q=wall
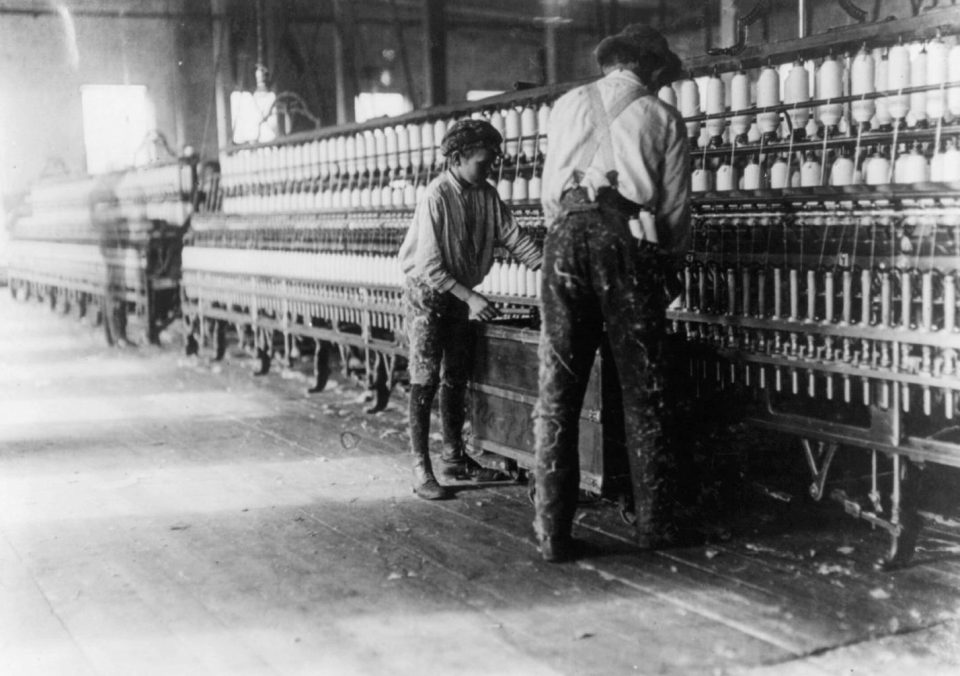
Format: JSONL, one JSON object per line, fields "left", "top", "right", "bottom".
{"left": 0, "top": 0, "right": 216, "bottom": 198}
{"left": 705, "top": 0, "right": 938, "bottom": 54}
{"left": 0, "top": 0, "right": 934, "bottom": 200}
{"left": 242, "top": 0, "right": 932, "bottom": 135}
{"left": 251, "top": 2, "right": 662, "bottom": 134}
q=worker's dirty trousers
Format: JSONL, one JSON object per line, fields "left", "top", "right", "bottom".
{"left": 533, "top": 188, "right": 673, "bottom": 543}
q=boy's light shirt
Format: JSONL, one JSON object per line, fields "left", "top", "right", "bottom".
{"left": 540, "top": 69, "right": 691, "bottom": 253}
{"left": 399, "top": 170, "right": 542, "bottom": 292}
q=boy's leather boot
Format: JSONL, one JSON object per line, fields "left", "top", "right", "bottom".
{"left": 437, "top": 384, "right": 508, "bottom": 482}
{"left": 409, "top": 384, "right": 449, "bottom": 500}
{"left": 412, "top": 455, "right": 447, "bottom": 500}
{"left": 439, "top": 446, "right": 508, "bottom": 482}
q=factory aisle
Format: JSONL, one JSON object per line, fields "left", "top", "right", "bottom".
{"left": 2, "top": 293, "right": 960, "bottom": 676}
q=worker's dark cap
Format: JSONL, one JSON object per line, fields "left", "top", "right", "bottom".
{"left": 594, "top": 24, "right": 683, "bottom": 82}
{"left": 440, "top": 119, "right": 503, "bottom": 157}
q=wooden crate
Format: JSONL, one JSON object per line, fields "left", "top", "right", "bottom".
{"left": 466, "top": 321, "right": 627, "bottom": 495}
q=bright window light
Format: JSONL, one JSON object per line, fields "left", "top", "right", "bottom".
{"left": 354, "top": 93, "right": 412, "bottom": 123}
{"left": 231, "top": 90, "right": 278, "bottom": 144}
{"left": 466, "top": 90, "right": 504, "bottom": 101}
{"left": 80, "top": 84, "right": 151, "bottom": 174}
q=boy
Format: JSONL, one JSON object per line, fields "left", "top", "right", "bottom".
{"left": 399, "top": 119, "right": 543, "bottom": 500}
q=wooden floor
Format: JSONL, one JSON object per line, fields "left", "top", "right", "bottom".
{"left": 2, "top": 292, "right": 959, "bottom": 676}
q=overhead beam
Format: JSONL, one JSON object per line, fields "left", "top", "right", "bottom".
{"left": 0, "top": 2, "right": 678, "bottom": 33}
{"left": 0, "top": 4, "right": 217, "bottom": 20}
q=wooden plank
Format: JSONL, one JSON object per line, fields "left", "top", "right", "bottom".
{"left": 0, "top": 537, "right": 98, "bottom": 675}
{"left": 170, "top": 334, "right": 960, "bottom": 667}
{"left": 4, "top": 293, "right": 959, "bottom": 674}
{"left": 442, "top": 487, "right": 880, "bottom": 655}
{"left": 299, "top": 496, "right": 796, "bottom": 674}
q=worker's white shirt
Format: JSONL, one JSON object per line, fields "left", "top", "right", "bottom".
{"left": 540, "top": 69, "right": 692, "bottom": 254}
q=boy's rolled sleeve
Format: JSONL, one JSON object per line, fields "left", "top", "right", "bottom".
{"left": 497, "top": 200, "right": 543, "bottom": 270}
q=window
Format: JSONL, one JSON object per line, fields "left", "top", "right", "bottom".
{"left": 80, "top": 84, "right": 152, "bottom": 174}
{"left": 230, "top": 90, "right": 278, "bottom": 144}
{"left": 354, "top": 93, "right": 412, "bottom": 123}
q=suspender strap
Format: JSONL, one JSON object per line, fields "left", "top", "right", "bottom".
{"left": 573, "top": 82, "right": 645, "bottom": 178}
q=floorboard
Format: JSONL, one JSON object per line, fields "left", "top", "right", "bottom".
{"left": 2, "top": 294, "right": 959, "bottom": 675}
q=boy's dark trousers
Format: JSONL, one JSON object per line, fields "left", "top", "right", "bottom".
{"left": 533, "top": 188, "right": 673, "bottom": 544}
{"left": 403, "top": 280, "right": 472, "bottom": 478}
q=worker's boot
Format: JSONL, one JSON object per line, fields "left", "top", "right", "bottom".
{"left": 409, "top": 383, "right": 449, "bottom": 500}
{"left": 438, "top": 384, "right": 508, "bottom": 482}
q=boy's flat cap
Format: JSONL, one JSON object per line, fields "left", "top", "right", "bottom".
{"left": 441, "top": 119, "right": 503, "bottom": 157}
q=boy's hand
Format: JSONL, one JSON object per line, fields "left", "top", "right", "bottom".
{"left": 467, "top": 292, "right": 501, "bottom": 321}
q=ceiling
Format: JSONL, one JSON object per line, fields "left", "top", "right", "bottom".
{"left": 0, "top": 0, "right": 688, "bottom": 33}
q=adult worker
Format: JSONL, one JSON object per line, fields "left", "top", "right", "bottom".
{"left": 534, "top": 25, "right": 690, "bottom": 561}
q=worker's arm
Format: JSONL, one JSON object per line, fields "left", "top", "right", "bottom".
{"left": 656, "top": 110, "right": 692, "bottom": 257}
